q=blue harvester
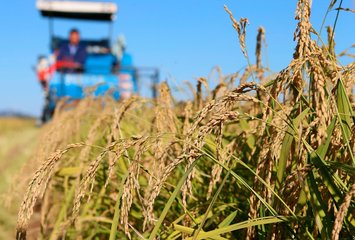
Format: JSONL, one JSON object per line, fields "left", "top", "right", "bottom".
{"left": 36, "top": 0, "right": 159, "bottom": 122}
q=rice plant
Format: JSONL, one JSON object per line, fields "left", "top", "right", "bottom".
{"left": 16, "top": 0, "right": 354, "bottom": 239}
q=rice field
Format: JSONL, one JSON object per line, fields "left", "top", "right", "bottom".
{"left": 0, "top": 117, "right": 39, "bottom": 239}
{"left": 13, "top": 0, "right": 355, "bottom": 239}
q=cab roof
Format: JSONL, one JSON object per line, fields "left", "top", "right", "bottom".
{"left": 36, "top": 0, "right": 117, "bottom": 21}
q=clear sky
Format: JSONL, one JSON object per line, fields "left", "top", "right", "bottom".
{"left": 0, "top": 0, "right": 354, "bottom": 116}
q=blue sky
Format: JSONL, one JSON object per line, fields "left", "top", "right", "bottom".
{"left": 0, "top": 0, "right": 354, "bottom": 116}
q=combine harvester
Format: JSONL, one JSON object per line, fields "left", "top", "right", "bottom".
{"left": 36, "top": 0, "right": 159, "bottom": 122}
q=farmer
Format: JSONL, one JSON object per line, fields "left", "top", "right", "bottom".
{"left": 56, "top": 28, "right": 87, "bottom": 73}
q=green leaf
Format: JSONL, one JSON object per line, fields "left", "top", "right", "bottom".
{"left": 276, "top": 108, "right": 309, "bottom": 189}
{"left": 316, "top": 118, "right": 336, "bottom": 159}
{"left": 109, "top": 173, "right": 129, "bottom": 240}
{"left": 194, "top": 216, "right": 293, "bottom": 239}
{"left": 218, "top": 210, "right": 238, "bottom": 228}
{"left": 335, "top": 79, "right": 355, "bottom": 164}
{"left": 196, "top": 145, "right": 296, "bottom": 217}
{"left": 311, "top": 152, "right": 343, "bottom": 203}
{"left": 57, "top": 167, "right": 81, "bottom": 177}
{"left": 193, "top": 171, "right": 231, "bottom": 239}
{"left": 148, "top": 160, "right": 199, "bottom": 240}
{"left": 307, "top": 169, "right": 331, "bottom": 239}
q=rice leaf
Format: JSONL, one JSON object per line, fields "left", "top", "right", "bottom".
{"left": 148, "top": 160, "right": 199, "bottom": 240}
{"left": 276, "top": 108, "right": 309, "bottom": 189}
{"left": 194, "top": 216, "right": 293, "bottom": 239}
{"left": 218, "top": 210, "right": 238, "bottom": 228}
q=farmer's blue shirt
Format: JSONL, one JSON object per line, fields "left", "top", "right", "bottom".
{"left": 57, "top": 42, "right": 87, "bottom": 70}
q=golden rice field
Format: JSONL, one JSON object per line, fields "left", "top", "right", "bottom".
{"left": 0, "top": 117, "right": 39, "bottom": 239}
{"left": 5, "top": 0, "right": 355, "bottom": 239}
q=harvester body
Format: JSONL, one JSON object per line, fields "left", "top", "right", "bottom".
{"left": 36, "top": 0, "right": 150, "bottom": 122}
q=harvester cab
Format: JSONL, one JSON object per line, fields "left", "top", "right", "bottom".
{"left": 35, "top": 0, "right": 159, "bottom": 123}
